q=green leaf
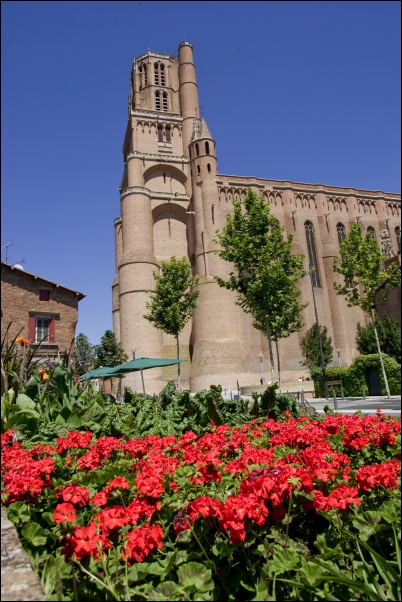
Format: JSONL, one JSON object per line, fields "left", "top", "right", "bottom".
{"left": 16, "top": 393, "right": 36, "bottom": 409}
{"left": 55, "top": 413, "right": 66, "bottom": 424}
{"left": 6, "top": 502, "right": 31, "bottom": 524}
{"left": 269, "top": 547, "right": 300, "bottom": 575}
{"left": 65, "top": 411, "right": 82, "bottom": 427}
{"left": 177, "top": 562, "right": 214, "bottom": 592}
{"left": 299, "top": 561, "right": 324, "bottom": 587}
{"left": 21, "top": 522, "right": 47, "bottom": 547}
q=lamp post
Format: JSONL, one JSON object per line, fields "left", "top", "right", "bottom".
{"left": 131, "top": 347, "right": 140, "bottom": 394}
{"left": 336, "top": 348, "right": 341, "bottom": 367}
{"left": 309, "top": 265, "right": 328, "bottom": 400}
{"left": 259, "top": 353, "right": 265, "bottom": 385}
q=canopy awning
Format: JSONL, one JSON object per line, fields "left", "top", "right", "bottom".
{"left": 79, "top": 358, "right": 186, "bottom": 390}
{"left": 107, "top": 357, "right": 186, "bottom": 374}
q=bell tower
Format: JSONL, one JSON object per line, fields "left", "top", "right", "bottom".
{"left": 113, "top": 42, "right": 255, "bottom": 392}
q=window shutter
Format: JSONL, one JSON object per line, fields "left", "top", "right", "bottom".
{"left": 28, "top": 317, "right": 35, "bottom": 343}
{"left": 49, "top": 319, "right": 55, "bottom": 343}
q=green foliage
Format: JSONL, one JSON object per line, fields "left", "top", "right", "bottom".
{"left": 300, "top": 324, "right": 334, "bottom": 370}
{"left": 312, "top": 353, "right": 401, "bottom": 397}
{"left": 333, "top": 223, "right": 401, "bottom": 314}
{"left": 73, "top": 333, "right": 95, "bottom": 375}
{"left": 144, "top": 256, "right": 200, "bottom": 338}
{"left": 93, "top": 330, "right": 128, "bottom": 369}
{"left": 214, "top": 188, "right": 308, "bottom": 358}
{"left": 356, "top": 313, "right": 401, "bottom": 364}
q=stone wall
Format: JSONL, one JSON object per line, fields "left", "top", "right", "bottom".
{"left": 1, "top": 507, "right": 44, "bottom": 601}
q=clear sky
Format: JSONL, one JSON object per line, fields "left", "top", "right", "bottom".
{"left": 1, "top": 1, "right": 400, "bottom": 345}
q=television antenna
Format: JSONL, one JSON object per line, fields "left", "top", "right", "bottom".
{"left": 1, "top": 242, "right": 13, "bottom": 263}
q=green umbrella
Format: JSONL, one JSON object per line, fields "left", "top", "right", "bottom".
{"left": 107, "top": 357, "right": 186, "bottom": 393}
{"left": 79, "top": 366, "right": 125, "bottom": 381}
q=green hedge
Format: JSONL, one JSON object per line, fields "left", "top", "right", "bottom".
{"left": 311, "top": 353, "right": 401, "bottom": 397}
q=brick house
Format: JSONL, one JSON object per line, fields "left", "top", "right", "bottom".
{"left": 1, "top": 262, "right": 85, "bottom": 356}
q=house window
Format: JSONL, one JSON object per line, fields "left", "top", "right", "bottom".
{"left": 195, "top": 143, "right": 199, "bottom": 157}
{"left": 157, "top": 125, "right": 163, "bottom": 141}
{"left": 305, "top": 221, "right": 321, "bottom": 287}
{"left": 39, "top": 289, "right": 50, "bottom": 301}
{"left": 205, "top": 141, "right": 210, "bottom": 154}
{"left": 162, "top": 93, "right": 168, "bottom": 112}
{"left": 154, "top": 63, "right": 159, "bottom": 85}
{"left": 160, "top": 64, "right": 165, "bottom": 85}
{"left": 155, "top": 92, "right": 161, "bottom": 111}
{"left": 197, "top": 165, "right": 201, "bottom": 174}
{"left": 165, "top": 126, "right": 171, "bottom": 142}
{"left": 396, "top": 226, "right": 401, "bottom": 254}
{"left": 207, "top": 163, "right": 211, "bottom": 173}
{"left": 139, "top": 66, "right": 143, "bottom": 89}
{"left": 143, "top": 64, "right": 147, "bottom": 85}
{"left": 35, "top": 319, "right": 49, "bottom": 343}
{"left": 367, "top": 226, "right": 376, "bottom": 240}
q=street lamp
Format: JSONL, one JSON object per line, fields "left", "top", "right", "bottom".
{"left": 336, "top": 348, "right": 341, "bottom": 367}
{"left": 309, "top": 264, "right": 328, "bottom": 400}
{"left": 131, "top": 347, "right": 140, "bottom": 394}
{"left": 259, "top": 353, "right": 265, "bottom": 385}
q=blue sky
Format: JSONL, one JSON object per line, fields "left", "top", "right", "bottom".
{"left": 2, "top": 1, "right": 400, "bottom": 345}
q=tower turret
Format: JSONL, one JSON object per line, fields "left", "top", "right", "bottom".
{"left": 188, "top": 118, "right": 253, "bottom": 391}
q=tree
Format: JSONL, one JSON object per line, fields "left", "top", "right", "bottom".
{"left": 333, "top": 223, "right": 401, "bottom": 397}
{"left": 144, "top": 256, "right": 199, "bottom": 388}
{"left": 300, "top": 324, "right": 333, "bottom": 371}
{"left": 214, "top": 188, "right": 308, "bottom": 388}
{"left": 356, "top": 313, "right": 401, "bottom": 364}
{"left": 93, "top": 330, "right": 128, "bottom": 369}
{"left": 74, "top": 333, "right": 95, "bottom": 375}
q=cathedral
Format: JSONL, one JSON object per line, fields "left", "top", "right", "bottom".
{"left": 112, "top": 42, "right": 401, "bottom": 393}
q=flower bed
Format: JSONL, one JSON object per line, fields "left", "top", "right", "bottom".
{"left": 1, "top": 411, "right": 401, "bottom": 601}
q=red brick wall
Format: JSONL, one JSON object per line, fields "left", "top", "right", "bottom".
{"left": 375, "top": 255, "right": 401, "bottom": 326}
{"left": 1, "top": 265, "right": 81, "bottom": 354}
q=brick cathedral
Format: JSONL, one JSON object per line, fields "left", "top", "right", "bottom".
{"left": 112, "top": 42, "right": 401, "bottom": 393}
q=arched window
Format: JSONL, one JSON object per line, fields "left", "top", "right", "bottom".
{"left": 197, "top": 165, "right": 200, "bottom": 174}
{"left": 367, "top": 226, "right": 376, "bottom": 240}
{"left": 157, "top": 125, "right": 163, "bottom": 141}
{"left": 305, "top": 221, "right": 321, "bottom": 287}
{"left": 207, "top": 163, "right": 211, "bottom": 173}
{"left": 163, "top": 172, "right": 166, "bottom": 184}
{"left": 195, "top": 143, "right": 199, "bottom": 157}
{"left": 155, "top": 92, "right": 161, "bottom": 111}
{"left": 154, "top": 63, "right": 159, "bottom": 85}
{"left": 396, "top": 226, "right": 401, "bottom": 254}
{"left": 165, "top": 126, "right": 171, "bottom": 142}
{"left": 143, "top": 64, "right": 147, "bottom": 86}
{"left": 162, "top": 93, "right": 168, "bottom": 112}
{"left": 336, "top": 223, "right": 346, "bottom": 246}
{"left": 139, "top": 66, "right": 143, "bottom": 89}
{"left": 160, "top": 64, "right": 165, "bottom": 86}
{"left": 205, "top": 141, "right": 210, "bottom": 154}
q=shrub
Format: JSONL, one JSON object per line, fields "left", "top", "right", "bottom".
{"left": 312, "top": 353, "right": 401, "bottom": 397}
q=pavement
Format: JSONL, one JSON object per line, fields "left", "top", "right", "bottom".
{"left": 221, "top": 392, "right": 401, "bottom": 416}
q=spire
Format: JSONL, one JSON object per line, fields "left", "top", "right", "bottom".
{"left": 201, "top": 118, "right": 213, "bottom": 139}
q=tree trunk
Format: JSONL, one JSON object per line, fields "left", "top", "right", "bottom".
{"left": 176, "top": 334, "right": 181, "bottom": 390}
{"left": 275, "top": 340, "right": 281, "bottom": 392}
{"left": 370, "top": 307, "right": 391, "bottom": 399}
{"left": 266, "top": 316, "right": 275, "bottom": 383}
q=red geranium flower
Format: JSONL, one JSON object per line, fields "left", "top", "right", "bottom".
{"left": 53, "top": 503, "right": 77, "bottom": 524}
